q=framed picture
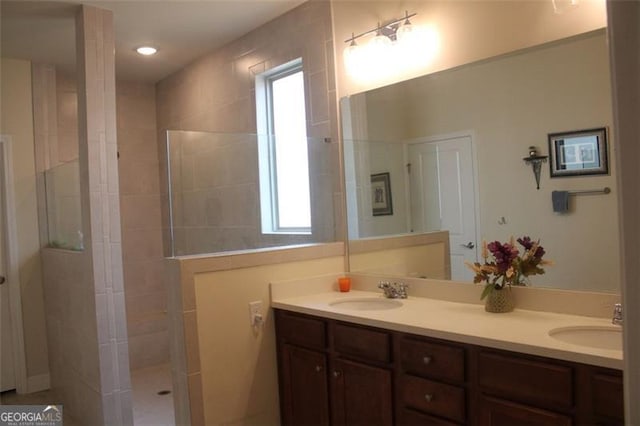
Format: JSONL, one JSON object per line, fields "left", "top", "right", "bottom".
{"left": 371, "top": 172, "right": 393, "bottom": 216}
{"left": 548, "top": 127, "right": 609, "bottom": 177}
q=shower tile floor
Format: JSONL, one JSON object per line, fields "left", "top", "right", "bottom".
{"left": 132, "top": 363, "right": 175, "bottom": 425}
{"left": 0, "top": 363, "right": 175, "bottom": 426}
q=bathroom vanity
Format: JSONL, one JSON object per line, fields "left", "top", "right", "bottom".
{"left": 272, "top": 287, "right": 623, "bottom": 426}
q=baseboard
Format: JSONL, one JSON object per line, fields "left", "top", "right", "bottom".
{"left": 26, "top": 373, "right": 50, "bottom": 393}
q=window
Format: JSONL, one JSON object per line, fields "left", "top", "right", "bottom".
{"left": 256, "top": 59, "right": 312, "bottom": 234}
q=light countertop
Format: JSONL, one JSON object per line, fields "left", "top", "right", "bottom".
{"left": 271, "top": 289, "right": 623, "bottom": 370}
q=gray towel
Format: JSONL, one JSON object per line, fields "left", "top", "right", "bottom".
{"left": 552, "top": 191, "right": 570, "bottom": 213}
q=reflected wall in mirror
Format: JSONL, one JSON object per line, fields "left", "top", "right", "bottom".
{"left": 342, "top": 30, "right": 619, "bottom": 292}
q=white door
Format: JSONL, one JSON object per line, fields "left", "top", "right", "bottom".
{"left": 408, "top": 135, "right": 478, "bottom": 281}
{"left": 0, "top": 145, "right": 16, "bottom": 392}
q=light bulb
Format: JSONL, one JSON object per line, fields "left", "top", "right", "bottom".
{"left": 136, "top": 46, "right": 157, "bottom": 56}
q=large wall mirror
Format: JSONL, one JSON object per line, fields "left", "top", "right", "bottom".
{"left": 341, "top": 29, "right": 619, "bottom": 293}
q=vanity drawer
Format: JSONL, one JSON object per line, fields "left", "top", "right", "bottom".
{"left": 592, "top": 372, "right": 624, "bottom": 421}
{"left": 275, "top": 310, "right": 326, "bottom": 350}
{"left": 401, "top": 375, "right": 466, "bottom": 423}
{"left": 479, "top": 395, "right": 572, "bottom": 426}
{"left": 333, "top": 322, "right": 391, "bottom": 363}
{"left": 478, "top": 351, "right": 573, "bottom": 409}
{"left": 400, "top": 337, "right": 465, "bottom": 383}
{"left": 400, "top": 408, "right": 459, "bottom": 426}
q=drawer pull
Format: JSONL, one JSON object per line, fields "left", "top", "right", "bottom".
{"left": 423, "top": 356, "right": 432, "bottom": 365}
{"left": 424, "top": 394, "right": 434, "bottom": 402}
{"left": 333, "top": 370, "right": 341, "bottom": 378}
{"left": 315, "top": 365, "right": 322, "bottom": 372}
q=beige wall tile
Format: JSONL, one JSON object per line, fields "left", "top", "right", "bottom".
{"left": 122, "top": 259, "right": 166, "bottom": 298}
{"left": 118, "top": 158, "right": 161, "bottom": 195}
{"left": 121, "top": 227, "right": 164, "bottom": 261}
{"left": 127, "top": 314, "right": 167, "bottom": 337}
{"left": 125, "top": 291, "right": 167, "bottom": 318}
{"left": 73, "top": 6, "right": 132, "bottom": 424}
{"left": 127, "top": 331, "right": 170, "bottom": 370}
{"left": 116, "top": 78, "right": 167, "bottom": 371}
{"left": 120, "top": 194, "right": 162, "bottom": 230}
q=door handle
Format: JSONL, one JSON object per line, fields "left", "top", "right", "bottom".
{"left": 461, "top": 242, "right": 475, "bottom": 249}
{"left": 0, "top": 276, "right": 5, "bottom": 285}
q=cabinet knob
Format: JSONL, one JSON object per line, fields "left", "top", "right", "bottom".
{"left": 423, "top": 356, "right": 432, "bottom": 365}
{"left": 424, "top": 394, "right": 434, "bottom": 403}
{"left": 315, "top": 365, "right": 322, "bottom": 372}
{"left": 333, "top": 370, "right": 341, "bottom": 378}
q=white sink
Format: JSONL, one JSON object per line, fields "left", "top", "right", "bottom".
{"left": 329, "top": 297, "right": 403, "bottom": 311}
{"left": 548, "top": 325, "right": 622, "bottom": 351}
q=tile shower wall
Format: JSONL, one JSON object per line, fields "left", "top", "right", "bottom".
{"left": 156, "top": 0, "right": 342, "bottom": 256}
{"left": 75, "top": 6, "right": 133, "bottom": 424}
{"left": 116, "top": 82, "right": 168, "bottom": 369}
{"left": 34, "top": 73, "right": 168, "bottom": 371}
{"left": 36, "top": 6, "right": 135, "bottom": 424}
{"left": 41, "top": 249, "right": 104, "bottom": 423}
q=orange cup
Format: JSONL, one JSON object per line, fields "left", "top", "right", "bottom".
{"left": 338, "top": 277, "right": 351, "bottom": 292}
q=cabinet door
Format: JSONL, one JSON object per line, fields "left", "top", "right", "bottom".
{"left": 592, "top": 373, "right": 624, "bottom": 424}
{"left": 281, "top": 345, "right": 330, "bottom": 426}
{"left": 479, "top": 395, "right": 572, "bottom": 426}
{"left": 331, "top": 358, "right": 393, "bottom": 426}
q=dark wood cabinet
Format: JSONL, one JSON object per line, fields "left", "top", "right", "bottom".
{"left": 274, "top": 309, "right": 624, "bottom": 426}
{"left": 280, "top": 344, "right": 330, "bottom": 426}
{"left": 275, "top": 310, "right": 394, "bottom": 425}
{"left": 591, "top": 372, "right": 624, "bottom": 425}
{"left": 331, "top": 358, "right": 393, "bottom": 426}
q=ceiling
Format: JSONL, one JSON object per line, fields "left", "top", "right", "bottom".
{"left": 0, "top": 0, "right": 306, "bottom": 83}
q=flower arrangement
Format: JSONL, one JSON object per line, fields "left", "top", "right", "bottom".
{"left": 466, "top": 236, "right": 552, "bottom": 300}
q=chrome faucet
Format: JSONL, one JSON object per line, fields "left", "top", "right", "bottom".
{"left": 612, "top": 303, "right": 623, "bottom": 325}
{"left": 378, "top": 281, "right": 409, "bottom": 299}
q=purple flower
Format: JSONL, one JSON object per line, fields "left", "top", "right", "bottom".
{"left": 487, "top": 241, "right": 519, "bottom": 273}
{"left": 518, "top": 236, "right": 545, "bottom": 259}
{"left": 517, "top": 236, "right": 534, "bottom": 250}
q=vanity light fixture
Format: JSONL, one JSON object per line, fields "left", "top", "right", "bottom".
{"left": 136, "top": 46, "right": 158, "bottom": 56}
{"left": 523, "top": 146, "right": 548, "bottom": 190}
{"left": 345, "top": 11, "right": 417, "bottom": 46}
{"left": 343, "top": 11, "right": 438, "bottom": 80}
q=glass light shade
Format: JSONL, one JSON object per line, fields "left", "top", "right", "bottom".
{"left": 396, "top": 21, "right": 414, "bottom": 42}
{"left": 369, "top": 33, "right": 392, "bottom": 52}
{"left": 343, "top": 42, "right": 361, "bottom": 76}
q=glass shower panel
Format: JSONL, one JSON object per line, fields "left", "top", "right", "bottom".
{"left": 44, "top": 159, "right": 83, "bottom": 250}
{"left": 166, "top": 130, "right": 335, "bottom": 257}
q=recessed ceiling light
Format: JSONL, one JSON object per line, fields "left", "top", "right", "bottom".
{"left": 136, "top": 46, "right": 157, "bottom": 56}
